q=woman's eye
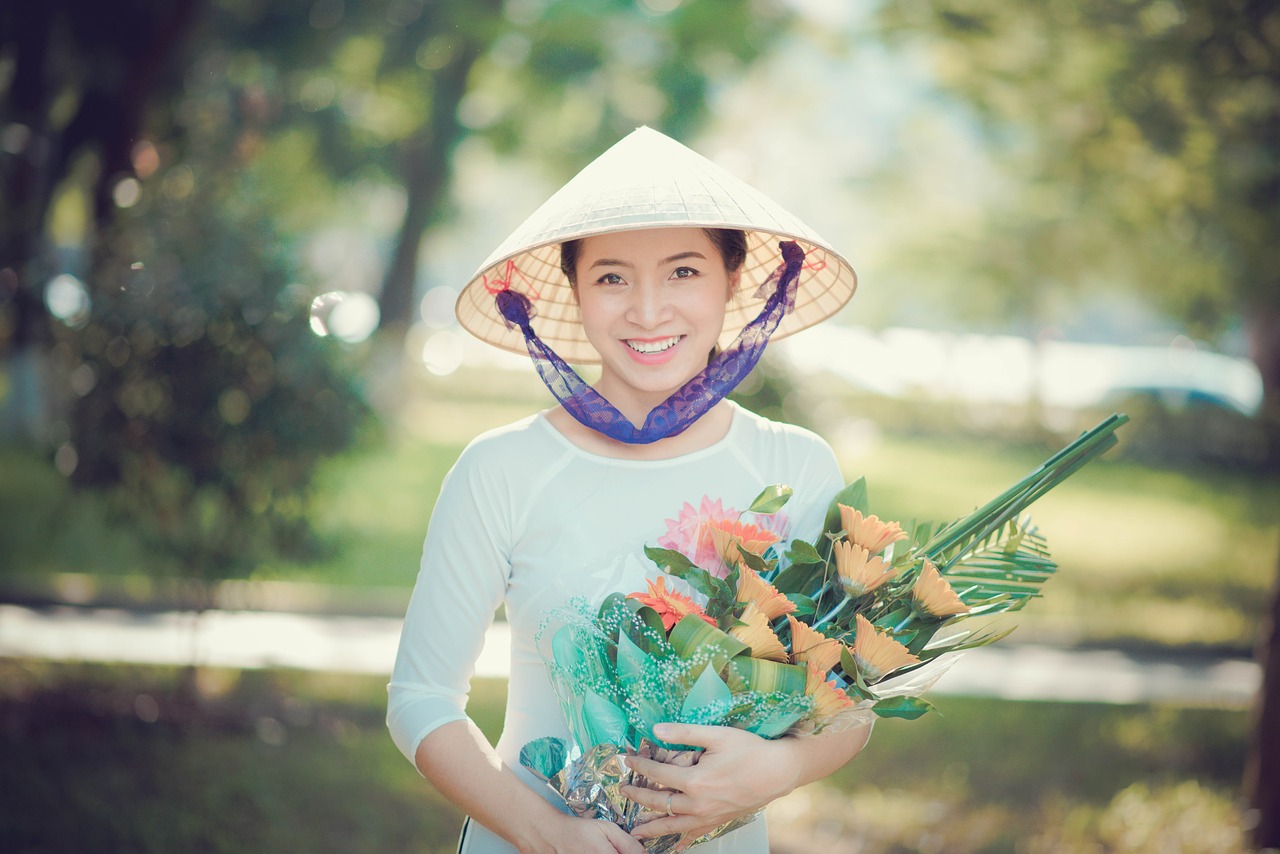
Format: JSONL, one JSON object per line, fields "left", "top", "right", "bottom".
{"left": 672, "top": 266, "right": 699, "bottom": 279}
{"left": 595, "top": 272, "right": 625, "bottom": 286}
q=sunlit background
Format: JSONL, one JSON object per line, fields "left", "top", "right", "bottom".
{"left": 2, "top": 1, "right": 1278, "bottom": 852}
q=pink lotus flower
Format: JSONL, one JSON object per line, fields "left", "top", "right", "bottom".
{"left": 659, "top": 495, "right": 792, "bottom": 579}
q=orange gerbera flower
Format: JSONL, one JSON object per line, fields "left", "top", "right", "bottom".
{"left": 838, "top": 505, "right": 908, "bottom": 554}
{"left": 787, "top": 615, "right": 842, "bottom": 674}
{"left": 851, "top": 613, "right": 919, "bottom": 684}
{"left": 706, "top": 519, "right": 780, "bottom": 567}
{"left": 805, "top": 661, "right": 856, "bottom": 719}
{"left": 737, "top": 566, "right": 796, "bottom": 620}
{"left": 729, "top": 602, "right": 789, "bottom": 662}
{"left": 912, "top": 559, "right": 970, "bottom": 618}
{"left": 627, "top": 577, "right": 715, "bottom": 632}
{"left": 834, "top": 540, "right": 896, "bottom": 597}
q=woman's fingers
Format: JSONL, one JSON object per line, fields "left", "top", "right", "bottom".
{"left": 599, "top": 819, "right": 648, "bottom": 853}
{"left": 625, "top": 752, "right": 688, "bottom": 790}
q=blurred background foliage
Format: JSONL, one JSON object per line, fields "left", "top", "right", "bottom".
{"left": 2, "top": 0, "right": 1279, "bottom": 850}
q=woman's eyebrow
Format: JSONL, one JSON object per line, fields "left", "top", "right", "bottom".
{"left": 587, "top": 257, "right": 633, "bottom": 270}
{"left": 660, "top": 251, "right": 708, "bottom": 265}
{"left": 587, "top": 250, "right": 708, "bottom": 270}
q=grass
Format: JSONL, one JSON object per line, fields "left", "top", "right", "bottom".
{"left": 3, "top": 388, "right": 1277, "bottom": 652}
{"left": 0, "top": 659, "right": 1253, "bottom": 854}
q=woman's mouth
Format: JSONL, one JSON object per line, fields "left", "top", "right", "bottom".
{"left": 625, "top": 336, "right": 683, "bottom": 354}
{"left": 623, "top": 335, "right": 685, "bottom": 364}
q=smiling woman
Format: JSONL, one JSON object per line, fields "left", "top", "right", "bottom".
{"left": 388, "top": 127, "right": 861, "bottom": 854}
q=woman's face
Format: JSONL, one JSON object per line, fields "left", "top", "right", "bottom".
{"left": 574, "top": 227, "right": 739, "bottom": 410}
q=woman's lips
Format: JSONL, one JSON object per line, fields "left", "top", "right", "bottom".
{"left": 623, "top": 335, "right": 684, "bottom": 364}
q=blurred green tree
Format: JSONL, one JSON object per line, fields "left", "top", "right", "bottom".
{"left": 0, "top": 1, "right": 372, "bottom": 597}
{"left": 872, "top": 0, "right": 1280, "bottom": 845}
{"left": 0, "top": 0, "right": 787, "bottom": 590}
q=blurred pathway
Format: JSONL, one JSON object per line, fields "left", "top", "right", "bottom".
{"left": 0, "top": 604, "right": 1260, "bottom": 707}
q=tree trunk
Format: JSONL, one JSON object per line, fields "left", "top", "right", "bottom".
{"left": 1247, "top": 543, "right": 1280, "bottom": 850}
{"left": 377, "top": 36, "right": 485, "bottom": 332}
{"left": 1245, "top": 303, "right": 1280, "bottom": 850}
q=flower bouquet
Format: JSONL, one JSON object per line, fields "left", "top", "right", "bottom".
{"left": 520, "top": 414, "right": 1128, "bottom": 851}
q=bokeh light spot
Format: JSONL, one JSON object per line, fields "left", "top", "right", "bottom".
{"left": 70, "top": 363, "right": 97, "bottom": 397}
{"left": 310, "top": 291, "right": 379, "bottom": 343}
{"left": 113, "top": 176, "right": 142, "bottom": 208}
{"left": 328, "top": 292, "right": 380, "bottom": 343}
{"left": 218, "top": 388, "right": 252, "bottom": 425}
{"left": 421, "top": 329, "right": 464, "bottom": 376}
{"left": 162, "top": 165, "right": 196, "bottom": 200}
{"left": 54, "top": 443, "right": 78, "bottom": 477}
{"left": 419, "top": 286, "right": 458, "bottom": 328}
{"left": 132, "top": 140, "right": 161, "bottom": 179}
{"left": 44, "top": 273, "right": 91, "bottom": 329}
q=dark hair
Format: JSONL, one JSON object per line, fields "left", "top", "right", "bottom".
{"left": 559, "top": 228, "right": 748, "bottom": 287}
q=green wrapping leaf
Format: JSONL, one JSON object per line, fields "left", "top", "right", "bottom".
{"left": 615, "top": 631, "right": 651, "bottom": 689}
{"left": 750, "top": 707, "right": 809, "bottom": 739}
{"left": 632, "top": 696, "right": 669, "bottom": 746}
{"left": 749, "top": 484, "right": 794, "bottom": 514}
{"left": 623, "top": 600, "right": 670, "bottom": 656}
{"left": 519, "top": 736, "right": 569, "bottom": 781}
{"left": 552, "top": 624, "right": 586, "bottom": 674}
{"left": 584, "top": 688, "right": 631, "bottom": 745}
{"left": 824, "top": 478, "right": 869, "bottom": 535}
{"left": 785, "top": 539, "right": 823, "bottom": 565}
{"left": 872, "top": 696, "right": 935, "bottom": 720}
{"left": 669, "top": 613, "right": 748, "bottom": 672}
{"left": 680, "top": 664, "right": 733, "bottom": 720}
{"left": 725, "top": 656, "right": 807, "bottom": 695}
{"left": 598, "top": 591, "right": 630, "bottom": 621}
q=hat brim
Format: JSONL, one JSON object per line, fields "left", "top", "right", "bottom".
{"left": 454, "top": 128, "right": 858, "bottom": 365}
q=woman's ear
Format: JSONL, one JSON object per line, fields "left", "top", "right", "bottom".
{"left": 726, "top": 269, "right": 741, "bottom": 302}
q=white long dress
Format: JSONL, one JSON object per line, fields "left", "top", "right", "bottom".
{"left": 387, "top": 402, "right": 844, "bottom": 853}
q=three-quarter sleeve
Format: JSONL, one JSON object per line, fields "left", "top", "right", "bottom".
{"left": 386, "top": 446, "right": 513, "bottom": 768}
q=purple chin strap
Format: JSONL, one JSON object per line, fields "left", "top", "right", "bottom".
{"left": 494, "top": 240, "right": 804, "bottom": 445}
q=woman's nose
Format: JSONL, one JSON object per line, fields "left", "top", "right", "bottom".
{"left": 627, "top": 281, "right": 669, "bottom": 328}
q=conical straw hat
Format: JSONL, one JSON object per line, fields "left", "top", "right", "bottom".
{"left": 455, "top": 126, "right": 857, "bottom": 364}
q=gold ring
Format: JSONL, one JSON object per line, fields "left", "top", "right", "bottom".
{"left": 665, "top": 792, "right": 674, "bottom": 817}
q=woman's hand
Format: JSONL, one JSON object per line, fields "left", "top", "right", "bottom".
{"left": 620, "top": 723, "right": 803, "bottom": 848}
{"left": 521, "top": 811, "right": 647, "bottom": 854}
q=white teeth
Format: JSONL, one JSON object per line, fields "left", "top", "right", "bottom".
{"left": 626, "top": 336, "right": 681, "bottom": 354}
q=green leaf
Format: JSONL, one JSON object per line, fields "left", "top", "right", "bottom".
{"left": 644, "top": 546, "right": 698, "bottom": 574}
{"left": 737, "top": 547, "right": 770, "bottom": 575}
{"left": 872, "top": 696, "right": 935, "bottom": 720}
{"left": 784, "top": 539, "right": 823, "bottom": 565}
{"left": 839, "top": 645, "right": 859, "bottom": 682}
{"left": 749, "top": 484, "right": 794, "bottom": 514}
{"left": 772, "top": 561, "right": 823, "bottom": 596}
{"left": 824, "top": 478, "right": 869, "bottom": 535}
{"left": 785, "top": 593, "right": 816, "bottom": 616}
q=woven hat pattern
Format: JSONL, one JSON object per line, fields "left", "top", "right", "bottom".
{"left": 456, "top": 127, "right": 857, "bottom": 364}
